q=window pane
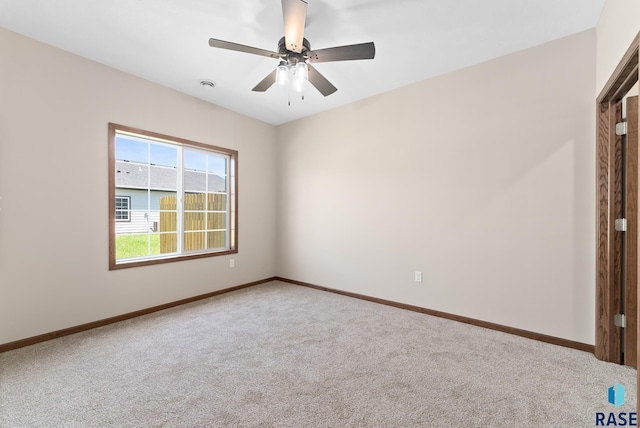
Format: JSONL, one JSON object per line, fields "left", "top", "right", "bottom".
{"left": 159, "top": 232, "right": 177, "bottom": 254}
{"left": 116, "top": 234, "right": 154, "bottom": 259}
{"left": 116, "top": 161, "right": 149, "bottom": 188}
{"left": 184, "top": 150, "right": 206, "bottom": 172}
{"left": 210, "top": 193, "right": 226, "bottom": 211}
{"left": 184, "top": 231, "right": 206, "bottom": 251}
{"left": 115, "top": 137, "right": 148, "bottom": 163}
{"left": 150, "top": 191, "right": 176, "bottom": 224}
{"left": 207, "top": 213, "right": 226, "bottom": 230}
{"left": 150, "top": 143, "right": 177, "bottom": 190}
{"left": 208, "top": 156, "right": 227, "bottom": 192}
{"left": 150, "top": 166, "right": 177, "bottom": 191}
{"left": 184, "top": 211, "right": 205, "bottom": 231}
{"left": 147, "top": 233, "right": 162, "bottom": 255}
{"left": 150, "top": 144, "right": 177, "bottom": 168}
{"left": 207, "top": 231, "right": 226, "bottom": 249}
{"left": 209, "top": 174, "right": 226, "bottom": 192}
{"left": 185, "top": 171, "right": 206, "bottom": 193}
{"left": 184, "top": 192, "right": 206, "bottom": 210}
{"left": 147, "top": 210, "right": 160, "bottom": 232}
{"left": 115, "top": 138, "right": 149, "bottom": 190}
{"left": 159, "top": 194, "right": 177, "bottom": 234}
{"left": 207, "top": 155, "right": 226, "bottom": 175}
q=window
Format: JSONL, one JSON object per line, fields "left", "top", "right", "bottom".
{"left": 108, "top": 123, "right": 237, "bottom": 270}
{"left": 115, "top": 196, "right": 131, "bottom": 221}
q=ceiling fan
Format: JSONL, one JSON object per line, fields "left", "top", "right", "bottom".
{"left": 208, "top": 0, "right": 375, "bottom": 97}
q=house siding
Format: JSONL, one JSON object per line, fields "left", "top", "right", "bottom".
{"left": 115, "top": 188, "right": 175, "bottom": 234}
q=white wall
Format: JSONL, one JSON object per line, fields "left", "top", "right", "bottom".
{"left": 596, "top": 0, "right": 640, "bottom": 94}
{"left": 277, "top": 30, "right": 596, "bottom": 344}
{"left": 0, "top": 28, "right": 278, "bottom": 345}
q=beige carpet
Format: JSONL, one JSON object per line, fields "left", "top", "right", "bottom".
{"left": 0, "top": 281, "right": 637, "bottom": 427}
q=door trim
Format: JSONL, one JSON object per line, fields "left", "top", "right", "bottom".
{"left": 625, "top": 96, "right": 639, "bottom": 367}
{"left": 597, "top": 35, "right": 639, "bottom": 105}
{"left": 595, "top": 30, "right": 639, "bottom": 407}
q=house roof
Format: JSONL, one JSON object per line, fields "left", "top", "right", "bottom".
{"left": 115, "top": 160, "right": 226, "bottom": 193}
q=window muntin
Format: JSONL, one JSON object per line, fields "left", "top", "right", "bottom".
{"left": 109, "top": 124, "right": 237, "bottom": 270}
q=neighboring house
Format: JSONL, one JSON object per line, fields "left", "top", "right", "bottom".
{"left": 115, "top": 160, "right": 226, "bottom": 234}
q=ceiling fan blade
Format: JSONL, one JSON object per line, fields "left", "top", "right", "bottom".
{"left": 252, "top": 69, "right": 277, "bottom": 92}
{"left": 282, "top": 0, "right": 307, "bottom": 53}
{"left": 308, "top": 42, "right": 375, "bottom": 63}
{"left": 209, "top": 38, "right": 281, "bottom": 59}
{"left": 307, "top": 64, "right": 337, "bottom": 97}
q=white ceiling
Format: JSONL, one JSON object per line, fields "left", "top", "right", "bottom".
{"left": 0, "top": 0, "right": 605, "bottom": 125}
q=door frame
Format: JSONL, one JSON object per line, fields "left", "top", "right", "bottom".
{"left": 595, "top": 30, "right": 639, "bottom": 404}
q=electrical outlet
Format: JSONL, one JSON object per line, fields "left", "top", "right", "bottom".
{"left": 414, "top": 271, "right": 423, "bottom": 283}
{"left": 229, "top": 259, "right": 235, "bottom": 268}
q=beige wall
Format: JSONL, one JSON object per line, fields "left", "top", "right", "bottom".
{"left": 596, "top": 0, "right": 640, "bottom": 94}
{"left": 0, "top": 28, "right": 278, "bottom": 345}
{"left": 0, "top": 20, "right": 614, "bottom": 347}
{"left": 277, "top": 30, "right": 596, "bottom": 344}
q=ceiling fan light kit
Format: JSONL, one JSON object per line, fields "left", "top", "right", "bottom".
{"left": 208, "top": 0, "right": 375, "bottom": 102}
{"left": 277, "top": 62, "right": 308, "bottom": 92}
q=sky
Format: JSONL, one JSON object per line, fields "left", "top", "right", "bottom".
{"left": 115, "top": 135, "right": 227, "bottom": 176}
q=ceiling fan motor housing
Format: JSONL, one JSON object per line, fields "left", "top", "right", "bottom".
{"left": 278, "top": 36, "right": 311, "bottom": 65}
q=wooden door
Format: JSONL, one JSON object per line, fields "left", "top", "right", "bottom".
{"left": 596, "top": 99, "right": 624, "bottom": 364}
{"left": 595, "top": 95, "right": 639, "bottom": 368}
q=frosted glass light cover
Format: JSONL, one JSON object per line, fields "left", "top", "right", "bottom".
{"left": 276, "top": 64, "right": 289, "bottom": 86}
{"left": 293, "top": 62, "right": 308, "bottom": 92}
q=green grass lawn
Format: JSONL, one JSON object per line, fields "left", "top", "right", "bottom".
{"left": 116, "top": 234, "right": 161, "bottom": 259}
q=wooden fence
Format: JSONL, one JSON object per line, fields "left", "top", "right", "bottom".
{"left": 159, "top": 193, "right": 227, "bottom": 253}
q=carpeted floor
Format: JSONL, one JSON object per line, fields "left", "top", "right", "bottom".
{"left": 0, "top": 281, "right": 637, "bottom": 427}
